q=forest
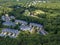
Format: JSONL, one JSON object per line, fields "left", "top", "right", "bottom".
{"left": 0, "top": 0, "right": 60, "bottom": 45}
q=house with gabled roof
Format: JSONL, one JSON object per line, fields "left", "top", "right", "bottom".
{"left": 20, "top": 25, "right": 32, "bottom": 31}
{"left": 1, "top": 14, "right": 15, "bottom": 22}
{"left": 0, "top": 28, "right": 20, "bottom": 38}
{"left": 1, "top": 14, "right": 10, "bottom": 22}
{"left": 15, "top": 20, "right": 28, "bottom": 25}
{"left": 30, "top": 23, "right": 43, "bottom": 28}
{"left": 1, "top": 15, "right": 6, "bottom": 21}
{"left": 2, "top": 21, "right": 16, "bottom": 27}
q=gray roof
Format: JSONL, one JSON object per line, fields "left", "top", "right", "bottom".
{"left": 30, "top": 23, "right": 43, "bottom": 27}
{"left": 20, "top": 25, "right": 32, "bottom": 31}
{"left": 0, "top": 34, "right": 5, "bottom": 36}
{"left": 2, "top": 28, "right": 19, "bottom": 34}
{"left": 39, "top": 29, "right": 48, "bottom": 35}
{"left": 5, "top": 16, "right": 10, "bottom": 21}
{"left": 3, "top": 21, "right": 15, "bottom": 26}
{"left": 0, "top": 28, "right": 20, "bottom": 38}
{"left": 1, "top": 15, "right": 5, "bottom": 21}
{"left": 15, "top": 20, "right": 28, "bottom": 25}
{"left": 1, "top": 15, "right": 10, "bottom": 21}
{"left": 10, "top": 16, "right": 15, "bottom": 19}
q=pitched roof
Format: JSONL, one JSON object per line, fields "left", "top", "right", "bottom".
{"left": 30, "top": 23, "right": 43, "bottom": 27}
{"left": 0, "top": 28, "right": 20, "bottom": 38}
{"left": 15, "top": 20, "right": 28, "bottom": 24}
{"left": 20, "top": 25, "right": 32, "bottom": 31}
{"left": 3, "top": 21, "right": 15, "bottom": 26}
{"left": 2, "top": 28, "right": 19, "bottom": 34}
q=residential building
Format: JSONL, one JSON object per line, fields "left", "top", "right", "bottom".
{"left": 15, "top": 20, "right": 28, "bottom": 25}
{"left": 30, "top": 23, "right": 43, "bottom": 28}
{"left": 3, "top": 21, "right": 16, "bottom": 27}
{"left": 0, "top": 28, "right": 20, "bottom": 38}
{"left": 20, "top": 25, "right": 32, "bottom": 31}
